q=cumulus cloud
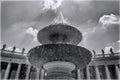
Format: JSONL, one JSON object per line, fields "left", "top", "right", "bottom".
{"left": 117, "top": 50, "right": 120, "bottom": 52}
{"left": 105, "top": 39, "right": 120, "bottom": 53}
{"left": 99, "top": 14, "right": 120, "bottom": 26}
{"left": 15, "top": 48, "right": 21, "bottom": 52}
{"left": 26, "top": 27, "right": 38, "bottom": 42}
{"left": 83, "top": 27, "right": 96, "bottom": 36}
{"left": 117, "top": 40, "right": 120, "bottom": 43}
{"left": 82, "top": 27, "right": 96, "bottom": 42}
{"left": 6, "top": 46, "right": 14, "bottom": 51}
{"left": 104, "top": 46, "right": 114, "bottom": 54}
{"left": 117, "top": 40, "right": 120, "bottom": 53}
{"left": 9, "top": 22, "right": 38, "bottom": 42}
{"left": 6, "top": 46, "right": 21, "bottom": 52}
{"left": 12, "top": 22, "right": 37, "bottom": 29}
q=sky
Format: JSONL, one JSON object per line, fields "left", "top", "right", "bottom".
{"left": 1, "top": 0, "right": 120, "bottom": 54}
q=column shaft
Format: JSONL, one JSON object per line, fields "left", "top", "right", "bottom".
{"left": 77, "top": 69, "right": 81, "bottom": 79}
{"left": 115, "top": 65, "right": 119, "bottom": 79}
{"left": 25, "top": 65, "right": 31, "bottom": 79}
{"left": 95, "top": 65, "right": 100, "bottom": 79}
{"left": 86, "top": 66, "right": 90, "bottom": 79}
{"left": 36, "top": 68, "right": 40, "bottom": 80}
{"left": 0, "top": 67, "right": 1, "bottom": 79}
{"left": 4, "top": 63, "right": 11, "bottom": 79}
{"left": 15, "top": 64, "right": 22, "bottom": 79}
{"left": 105, "top": 65, "right": 111, "bottom": 79}
{"left": 40, "top": 68, "right": 45, "bottom": 79}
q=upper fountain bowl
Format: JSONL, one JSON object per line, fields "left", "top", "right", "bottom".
{"left": 37, "top": 23, "right": 82, "bottom": 45}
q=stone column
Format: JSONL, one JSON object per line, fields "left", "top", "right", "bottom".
{"left": 115, "top": 65, "right": 119, "bottom": 79}
{"left": 25, "top": 65, "right": 31, "bottom": 79}
{"left": 40, "top": 68, "right": 45, "bottom": 79}
{"left": 105, "top": 65, "right": 111, "bottom": 79}
{"left": 4, "top": 62, "right": 11, "bottom": 79}
{"left": 0, "top": 66, "right": 1, "bottom": 79}
{"left": 77, "top": 69, "right": 81, "bottom": 79}
{"left": 95, "top": 65, "right": 100, "bottom": 79}
{"left": 15, "top": 64, "right": 22, "bottom": 79}
{"left": 86, "top": 66, "right": 90, "bottom": 79}
{"left": 36, "top": 68, "right": 40, "bottom": 80}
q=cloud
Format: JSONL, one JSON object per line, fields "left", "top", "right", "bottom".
{"left": 117, "top": 50, "right": 120, "bottom": 52}
{"left": 83, "top": 27, "right": 96, "bottom": 36}
{"left": 82, "top": 19, "right": 119, "bottom": 52}
{"left": 105, "top": 39, "right": 120, "bottom": 53}
{"left": 104, "top": 46, "right": 114, "bottom": 54}
{"left": 12, "top": 22, "right": 37, "bottom": 29}
{"left": 82, "top": 27, "right": 96, "bottom": 43}
{"left": 116, "top": 40, "right": 120, "bottom": 53}
{"left": 8, "top": 22, "right": 38, "bottom": 42}
{"left": 15, "top": 48, "right": 21, "bottom": 52}
{"left": 117, "top": 40, "right": 120, "bottom": 43}
{"left": 6, "top": 46, "right": 21, "bottom": 52}
{"left": 26, "top": 27, "right": 38, "bottom": 42}
{"left": 6, "top": 46, "right": 13, "bottom": 51}
{"left": 99, "top": 14, "right": 120, "bottom": 26}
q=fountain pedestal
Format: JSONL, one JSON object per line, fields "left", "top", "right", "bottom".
{"left": 43, "top": 61, "right": 75, "bottom": 79}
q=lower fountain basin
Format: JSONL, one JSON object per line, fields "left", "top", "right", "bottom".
{"left": 27, "top": 44, "right": 92, "bottom": 69}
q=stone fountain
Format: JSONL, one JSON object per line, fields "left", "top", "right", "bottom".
{"left": 27, "top": 13, "right": 92, "bottom": 79}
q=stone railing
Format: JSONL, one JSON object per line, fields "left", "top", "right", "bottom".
{"left": 0, "top": 44, "right": 25, "bottom": 55}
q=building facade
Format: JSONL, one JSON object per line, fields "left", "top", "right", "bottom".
{"left": 1, "top": 45, "right": 120, "bottom": 80}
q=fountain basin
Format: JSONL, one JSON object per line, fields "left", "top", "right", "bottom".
{"left": 27, "top": 44, "right": 92, "bottom": 69}
{"left": 37, "top": 23, "right": 82, "bottom": 45}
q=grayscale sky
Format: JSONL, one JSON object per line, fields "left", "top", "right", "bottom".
{"left": 1, "top": 0, "right": 120, "bottom": 54}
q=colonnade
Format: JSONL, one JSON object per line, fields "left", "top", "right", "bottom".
{"left": 2, "top": 62, "right": 119, "bottom": 79}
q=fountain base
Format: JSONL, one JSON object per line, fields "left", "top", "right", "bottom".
{"left": 43, "top": 61, "right": 75, "bottom": 79}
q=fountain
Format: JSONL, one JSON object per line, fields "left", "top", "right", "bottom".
{"left": 27, "top": 13, "right": 92, "bottom": 79}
